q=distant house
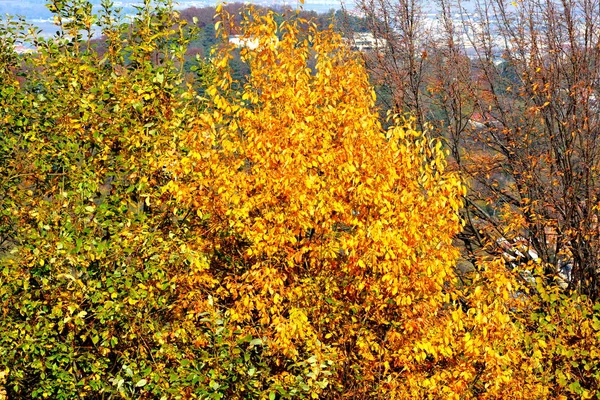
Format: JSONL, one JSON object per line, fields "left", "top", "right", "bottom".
{"left": 229, "top": 35, "right": 281, "bottom": 51}
{"left": 347, "top": 33, "right": 386, "bottom": 52}
{"left": 228, "top": 35, "right": 261, "bottom": 50}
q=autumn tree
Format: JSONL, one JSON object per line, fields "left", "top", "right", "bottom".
{"left": 0, "top": 0, "right": 262, "bottom": 397}
{"left": 158, "top": 6, "right": 595, "bottom": 399}
{"left": 356, "top": 0, "right": 600, "bottom": 298}
{"left": 459, "top": 0, "right": 600, "bottom": 299}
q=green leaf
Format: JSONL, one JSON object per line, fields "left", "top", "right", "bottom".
{"left": 135, "top": 378, "right": 147, "bottom": 387}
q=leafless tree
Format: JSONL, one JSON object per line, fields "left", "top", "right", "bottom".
{"left": 356, "top": 0, "right": 600, "bottom": 299}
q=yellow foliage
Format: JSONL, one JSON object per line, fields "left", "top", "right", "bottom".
{"left": 166, "top": 8, "right": 547, "bottom": 398}
{"left": 172, "top": 10, "right": 600, "bottom": 398}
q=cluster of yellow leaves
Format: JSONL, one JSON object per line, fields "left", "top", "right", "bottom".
{"left": 0, "top": 368, "right": 6, "bottom": 400}
{"left": 161, "top": 9, "right": 577, "bottom": 398}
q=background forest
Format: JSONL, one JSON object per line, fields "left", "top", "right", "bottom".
{"left": 0, "top": 0, "right": 599, "bottom": 398}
